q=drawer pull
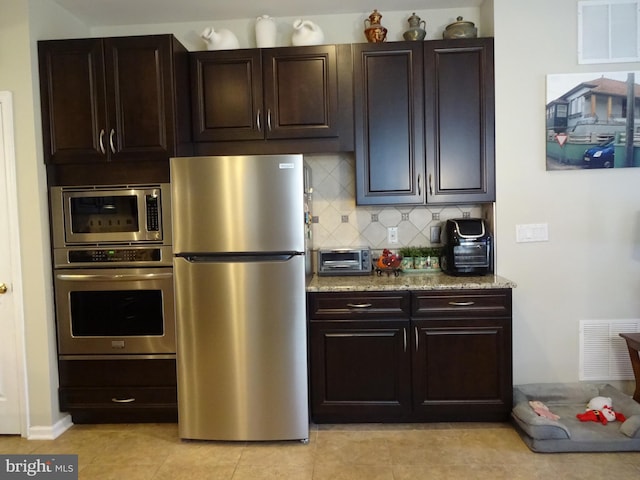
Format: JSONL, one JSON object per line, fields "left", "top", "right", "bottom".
{"left": 111, "top": 397, "right": 136, "bottom": 403}
{"left": 448, "top": 301, "right": 475, "bottom": 306}
{"left": 347, "top": 303, "right": 373, "bottom": 308}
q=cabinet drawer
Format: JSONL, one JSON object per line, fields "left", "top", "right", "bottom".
{"left": 60, "top": 386, "right": 177, "bottom": 408}
{"left": 58, "top": 359, "right": 177, "bottom": 387}
{"left": 411, "top": 289, "right": 511, "bottom": 318}
{"left": 308, "top": 291, "right": 410, "bottom": 320}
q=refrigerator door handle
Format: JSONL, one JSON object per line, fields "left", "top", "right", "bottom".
{"left": 182, "top": 253, "right": 301, "bottom": 263}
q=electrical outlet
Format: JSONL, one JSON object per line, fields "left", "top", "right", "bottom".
{"left": 388, "top": 227, "right": 398, "bottom": 244}
{"left": 430, "top": 225, "right": 441, "bottom": 243}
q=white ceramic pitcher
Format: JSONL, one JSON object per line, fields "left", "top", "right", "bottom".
{"left": 201, "top": 27, "right": 239, "bottom": 50}
{"left": 291, "top": 19, "right": 324, "bottom": 46}
{"left": 255, "top": 15, "right": 277, "bottom": 48}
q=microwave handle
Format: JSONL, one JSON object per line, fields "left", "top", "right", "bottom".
{"left": 56, "top": 272, "right": 172, "bottom": 281}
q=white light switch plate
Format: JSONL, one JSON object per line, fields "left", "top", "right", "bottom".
{"left": 516, "top": 223, "right": 549, "bottom": 243}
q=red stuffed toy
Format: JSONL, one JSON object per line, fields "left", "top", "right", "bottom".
{"left": 576, "top": 396, "right": 626, "bottom": 425}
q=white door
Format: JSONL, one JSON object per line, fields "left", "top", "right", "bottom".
{"left": 0, "top": 91, "right": 26, "bottom": 434}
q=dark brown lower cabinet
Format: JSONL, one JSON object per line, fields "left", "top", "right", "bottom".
{"left": 58, "top": 358, "right": 177, "bottom": 423}
{"left": 308, "top": 291, "right": 412, "bottom": 422}
{"left": 309, "top": 319, "right": 412, "bottom": 422}
{"left": 412, "top": 317, "right": 511, "bottom": 421}
{"left": 308, "top": 288, "right": 512, "bottom": 423}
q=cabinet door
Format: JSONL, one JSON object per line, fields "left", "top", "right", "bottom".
{"left": 309, "top": 320, "right": 412, "bottom": 423}
{"left": 263, "top": 45, "right": 338, "bottom": 139}
{"left": 191, "top": 49, "right": 263, "bottom": 142}
{"left": 38, "top": 39, "right": 107, "bottom": 164}
{"left": 412, "top": 318, "right": 510, "bottom": 421}
{"left": 354, "top": 42, "right": 425, "bottom": 205}
{"left": 104, "top": 36, "right": 177, "bottom": 161}
{"left": 424, "top": 38, "right": 495, "bottom": 204}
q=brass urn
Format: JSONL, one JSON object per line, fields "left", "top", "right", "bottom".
{"left": 443, "top": 16, "right": 478, "bottom": 39}
{"left": 364, "top": 9, "right": 388, "bottom": 43}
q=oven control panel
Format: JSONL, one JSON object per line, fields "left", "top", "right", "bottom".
{"left": 54, "top": 245, "right": 173, "bottom": 268}
{"left": 68, "top": 248, "right": 162, "bottom": 263}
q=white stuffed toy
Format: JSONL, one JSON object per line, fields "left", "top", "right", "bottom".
{"left": 576, "top": 395, "right": 626, "bottom": 425}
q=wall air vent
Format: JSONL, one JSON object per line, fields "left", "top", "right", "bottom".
{"left": 579, "top": 319, "right": 640, "bottom": 380}
{"left": 578, "top": 0, "right": 640, "bottom": 64}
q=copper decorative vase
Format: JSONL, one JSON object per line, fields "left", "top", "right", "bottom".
{"left": 364, "top": 9, "right": 387, "bottom": 43}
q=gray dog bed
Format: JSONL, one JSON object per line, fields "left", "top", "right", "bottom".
{"left": 511, "top": 383, "right": 640, "bottom": 452}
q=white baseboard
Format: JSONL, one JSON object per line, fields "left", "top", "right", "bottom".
{"left": 27, "top": 414, "right": 73, "bottom": 440}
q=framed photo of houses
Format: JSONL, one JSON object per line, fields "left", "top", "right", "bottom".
{"left": 546, "top": 71, "right": 640, "bottom": 170}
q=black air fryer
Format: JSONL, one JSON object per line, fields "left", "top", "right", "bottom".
{"left": 441, "top": 218, "right": 492, "bottom": 276}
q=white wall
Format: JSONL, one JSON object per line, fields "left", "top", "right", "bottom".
{"left": 0, "top": 0, "right": 89, "bottom": 434}
{"left": 494, "top": 0, "right": 640, "bottom": 384}
{"left": 90, "top": 8, "right": 481, "bottom": 51}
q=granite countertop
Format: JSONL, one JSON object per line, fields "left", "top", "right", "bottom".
{"left": 306, "top": 272, "right": 516, "bottom": 292}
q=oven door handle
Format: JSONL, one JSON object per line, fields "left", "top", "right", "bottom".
{"left": 56, "top": 272, "right": 173, "bottom": 281}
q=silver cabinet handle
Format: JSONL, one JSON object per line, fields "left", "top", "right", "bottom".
{"left": 403, "top": 328, "right": 407, "bottom": 352}
{"left": 99, "top": 129, "right": 106, "bottom": 154}
{"left": 256, "top": 109, "right": 261, "bottom": 131}
{"left": 109, "top": 128, "right": 116, "bottom": 153}
{"left": 448, "top": 301, "right": 475, "bottom": 306}
{"left": 267, "top": 109, "right": 272, "bottom": 131}
{"left": 414, "top": 326, "right": 419, "bottom": 351}
{"left": 429, "top": 173, "right": 433, "bottom": 195}
{"left": 111, "top": 397, "right": 135, "bottom": 403}
{"left": 346, "top": 303, "right": 372, "bottom": 308}
{"left": 417, "top": 174, "right": 422, "bottom": 196}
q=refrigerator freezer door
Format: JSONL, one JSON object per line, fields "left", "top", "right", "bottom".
{"left": 174, "top": 255, "right": 309, "bottom": 441}
{"left": 171, "top": 155, "right": 304, "bottom": 254}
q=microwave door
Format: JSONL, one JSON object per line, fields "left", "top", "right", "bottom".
{"left": 50, "top": 185, "right": 168, "bottom": 247}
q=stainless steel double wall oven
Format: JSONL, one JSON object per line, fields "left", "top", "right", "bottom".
{"left": 50, "top": 184, "right": 175, "bottom": 357}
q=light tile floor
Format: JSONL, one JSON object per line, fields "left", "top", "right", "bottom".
{"left": 2, "top": 422, "right": 640, "bottom": 479}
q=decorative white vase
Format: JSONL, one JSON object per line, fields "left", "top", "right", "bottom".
{"left": 255, "top": 15, "right": 277, "bottom": 48}
{"left": 291, "top": 19, "right": 324, "bottom": 46}
{"left": 201, "top": 27, "right": 239, "bottom": 50}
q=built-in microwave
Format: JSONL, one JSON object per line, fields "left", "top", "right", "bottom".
{"left": 49, "top": 184, "right": 171, "bottom": 248}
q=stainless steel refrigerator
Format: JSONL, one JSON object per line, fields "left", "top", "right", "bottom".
{"left": 170, "top": 154, "right": 309, "bottom": 442}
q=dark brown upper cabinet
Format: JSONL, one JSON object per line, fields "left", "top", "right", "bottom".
{"left": 38, "top": 35, "right": 191, "bottom": 166}
{"left": 190, "top": 44, "right": 353, "bottom": 155}
{"left": 353, "top": 42, "right": 425, "bottom": 205}
{"left": 424, "top": 38, "right": 495, "bottom": 204}
{"left": 354, "top": 38, "right": 495, "bottom": 206}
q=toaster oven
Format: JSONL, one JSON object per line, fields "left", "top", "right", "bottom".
{"left": 441, "top": 218, "right": 492, "bottom": 276}
{"left": 317, "top": 248, "right": 372, "bottom": 276}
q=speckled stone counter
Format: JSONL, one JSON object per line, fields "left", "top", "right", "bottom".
{"left": 306, "top": 272, "right": 516, "bottom": 292}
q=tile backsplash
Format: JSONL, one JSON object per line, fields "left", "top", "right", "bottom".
{"left": 304, "top": 153, "right": 486, "bottom": 250}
